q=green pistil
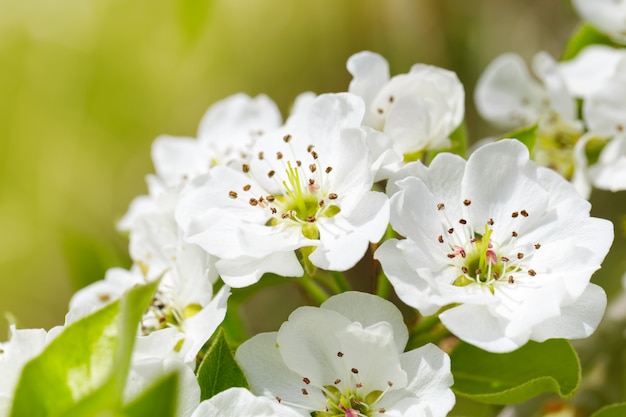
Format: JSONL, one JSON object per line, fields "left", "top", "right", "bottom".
{"left": 452, "top": 225, "right": 512, "bottom": 292}
{"left": 283, "top": 161, "right": 307, "bottom": 215}
{"left": 312, "top": 386, "right": 380, "bottom": 417}
{"left": 476, "top": 226, "right": 493, "bottom": 279}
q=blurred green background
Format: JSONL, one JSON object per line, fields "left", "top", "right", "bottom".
{"left": 0, "top": 0, "right": 605, "bottom": 341}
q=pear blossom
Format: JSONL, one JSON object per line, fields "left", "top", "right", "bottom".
{"left": 573, "top": 60, "right": 626, "bottom": 194}
{"left": 376, "top": 139, "right": 613, "bottom": 352}
{"left": 571, "top": 0, "right": 626, "bottom": 44}
{"left": 347, "top": 50, "right": 464, "bottom": 166}
{"left": 558, "top": 45, "right": 626, "bottom": 99}
{"left": 475, "top": 52, "right": 585, "bottom": 182}
{"left": 69, "top": 266, "right": 229, "bottom": 366}
{"left": 176, "top": 93, "right": 389, "bottom": 287}
{"left": 236, "top": 291, "right": 455, "bottom": 417}
{"left": 190, "top": 388, "right": 304, "bottom": 417}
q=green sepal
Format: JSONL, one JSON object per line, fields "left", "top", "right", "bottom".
{"left": 561, "top": 23, "right": 619, "bottom": 61}
{"left": 499, "top": 124, "right": 538, "bottom": 154}
{"left": 9, "top": 280, "right": 159, "bottom": 417}
{"left": 196, "top": 328, "right": 249, "bottom": 401}
{"left": 450, "top": 339, "right": 580, "bottom": 405}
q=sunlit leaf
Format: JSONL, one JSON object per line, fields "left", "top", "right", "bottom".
{"left": 9, "top": 280, "right": 158, "bottom": 417}
{"left": 451, "top": 339, "right": 580, "bottom": 405}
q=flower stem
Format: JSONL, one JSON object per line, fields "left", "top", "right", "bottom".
{"left": 329, "top": 270, "right": 352, "bottom": 292}
{"left": 299, "top": 273, "right": 330, "bottom": 305}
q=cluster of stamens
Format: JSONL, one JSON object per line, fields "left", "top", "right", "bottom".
{"left": 140, "top": 290, "right": 201, "bottom": 340}
{"left": 276, "top": 351, "right": 392, "bottom": 417}
{"left": 436, "top": 199, "right": 541, "bottom": 293}
{"left": 227, "top": 133, "right": 340, "bottom": 239}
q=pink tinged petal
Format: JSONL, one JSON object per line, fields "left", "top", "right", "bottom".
{"left": 439, "top": 304, "right": 529, "bottom": 353}
{"left": 474, "top": 53, "right": 547, "bottom": 129}
{"left": 236, "top": 332, "right": 325, "bottom": 411}
{"left": 216, "top": 251, "right": 304, "bottom": 288}
{"left": 321, "top": 292, "right": 409, "bottom": 353}
{"left": 531, "top": 283, "right": 607, "bottom": 342}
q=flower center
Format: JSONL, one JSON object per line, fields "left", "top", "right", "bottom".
{"left": 534, "top": 113, "right": 583, "bottom": 179}
{"left": 451, "top": 225, "right": 519, "bottom": 292}
{"left": 436, "top": 200, "right": 541, "bottom": 294}
{"left": 141, "top": 291, "right": 201, "bottom": 336}
{"left": 228, "top": 138, "right": 341, "bottom": 240}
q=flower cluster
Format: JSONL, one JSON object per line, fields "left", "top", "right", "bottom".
{"left": 1, "top": 2, "right": 625, "bottom": 416}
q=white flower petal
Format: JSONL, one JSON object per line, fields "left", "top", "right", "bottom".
{"left": 321, "top": 291, "right": 409, "bottom": 353}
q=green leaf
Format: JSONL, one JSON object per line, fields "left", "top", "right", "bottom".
{"left": 450, "top": 339, "right": 580, "bottom": 405}
{"left": 561, "top": 23, "right": 618, "bottom": 61}
{"left": 10, "top": 280, "right": 158, "bottom": 417}
{"left": 122, "top": 373, "right": 178, "bottom": 417}
{"left": 590, "top": 404, "right": 626, "bottom": 417}
{"left": 499, "top": 124, "right": 537, "bottom": 153}
{"left": 196, "top": 328, "right": 249, "bottom": 400}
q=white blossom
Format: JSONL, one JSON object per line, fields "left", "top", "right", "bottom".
{"left": 347, "top": 50, "right": 464, "bottom": 166}
{"left": 176, "top": 93, "right": 389, "bottom": 287}
{"left": 151, "top": 93, "right": 282, "bottom": 187}
{"left": 236, "top": 291, "right": 455, "bottom": 417}
{"left": 376, "top": 139, "right": 613, "bottom": 352}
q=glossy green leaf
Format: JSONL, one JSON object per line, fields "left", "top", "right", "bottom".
{"left": 499, "top": 124, "right": 537, "bottom": 153}
{"left": 451, "top": 339, "right": 580, "bottom": 405}
{"left": 561, "top": 23, "right": 618, "bottom": 61}
{"left": 10, "top": 280, "right": 158, "bottom": 417}
{"left": 196, "top": 328, "right": 249, "bottom": 400}
{"left": 590, "top": 403, "right": 626, "bottom": 417}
